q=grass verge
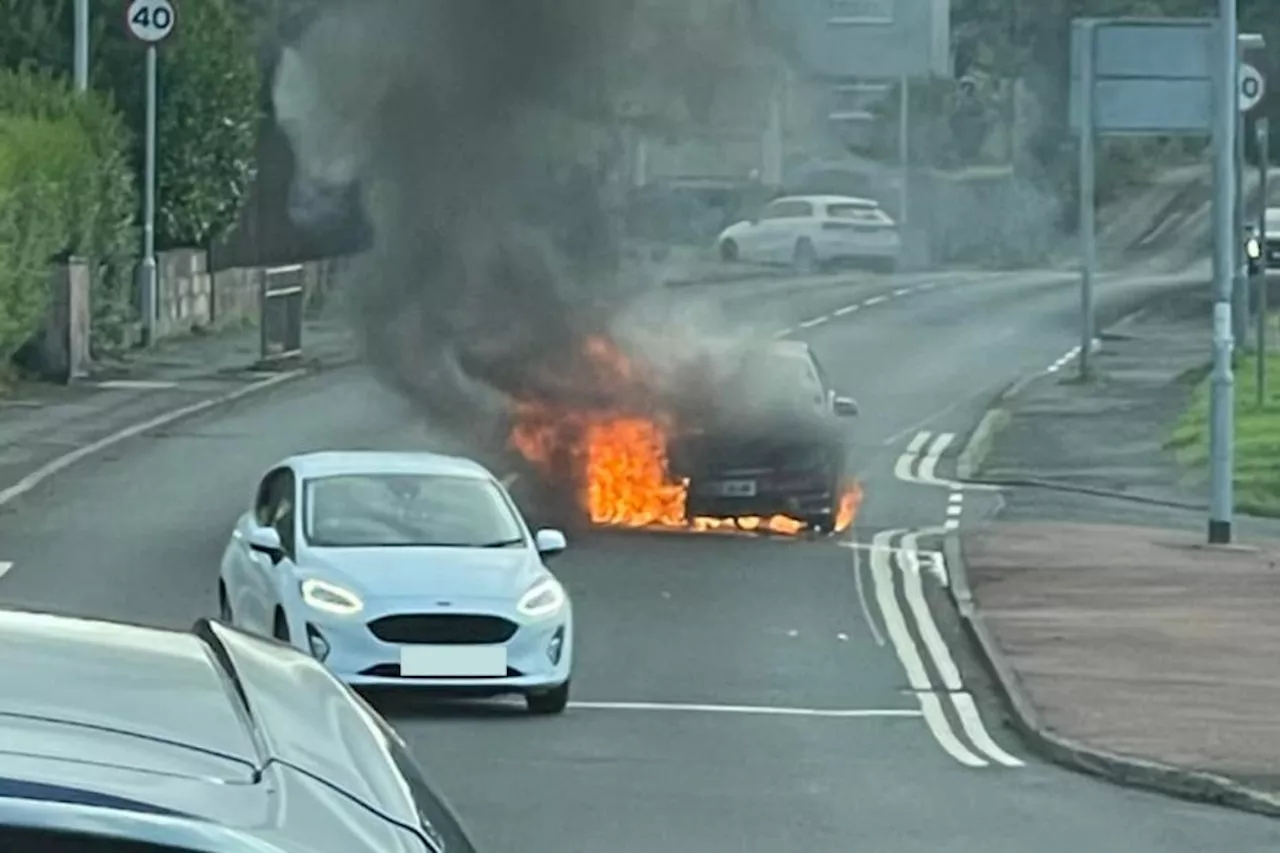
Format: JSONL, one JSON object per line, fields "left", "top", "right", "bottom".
{"left": 1169, "top": 343, "right": 1280, "bottom": 517}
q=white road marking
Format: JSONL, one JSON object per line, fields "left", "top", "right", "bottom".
{"left": 798, "top": 316, "right": 828, "bottom": 329}
{"left": 900, "top": 528, "right": 948, "bottom": 585}
{"left": 864, "top": 295, "right": 888, "bottom": 306}
{"left": 0, "top": 370, "right": 307, "bottom": 510}
{"left": 953, "top": 692, "right": 1025, "bottom": 767}
{"left": 94, "top": 380, "right": 180, "bottom": 390}
{"left": 1046, "top": 337, "right": 1102, "bottom": 374}
{"left": 895, "top": 546, "right": 963, "bottom": 691}
{"left": 833, "top": 304, "right": 859, "bottom": 316}
{"left": 871, "top": 530, "right": 987, "bottom": 767}
{"left": 943, "top": 518, "right": 960, "bottom": 531}
{"left": 849, "top": 541, "right": 886, "bottom": 647}
{"left": 905, "top": 431, "right": 931, "bottom": 454}
{"left": 893, "top": 287, "right": 911, "bottom": 296}
{"left": 894, "top": 430, "right": 1000, "bottom": 491}
{"left": 772, "top": 327, "right": 794, "bottom": 339}
{"left": 918, "top": 692, "right": 987, "bottom": 768}
{"left": 867, "top": 533, "right": 933, "bottom": 691}
{"left": 0, "top": 562, "right": 11, "bottom": 580}
{"left": 945, "top": 504, "right": 963, "bottom": 518}
{"left": 916, "top": 433, "right": 954, "bottom": 482}
{"left": 568, "top": 701, "right": 922, "bottom": 719}
{"left": 860, "top": 529, "right": 1024, "bottom": 769}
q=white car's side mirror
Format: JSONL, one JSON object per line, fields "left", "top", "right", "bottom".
{"left": 248, "top": 526, "right": 284, "bottom": 562}
{"left": 833, "top": 396, "right": 859, "bottom": 417}
{"left": 535, "top": 528, "right": 568, "bottom": 559}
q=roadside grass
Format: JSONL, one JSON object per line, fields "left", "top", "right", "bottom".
{"left": 1169, "top": 340, "right": 1280, "bottom": 517}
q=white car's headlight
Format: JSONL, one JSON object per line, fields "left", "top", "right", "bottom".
{"left": 300, "top": 578, "right": 363, "bottom": 615}
{"left": 517, "top": 576, "right": 566, "bottom": 618}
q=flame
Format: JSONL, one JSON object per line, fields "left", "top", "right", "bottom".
{"left": 507, "top": 336, "right": 863, "bottom": 536}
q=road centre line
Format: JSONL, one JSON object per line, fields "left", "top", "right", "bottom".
{"left": 569, "top": 701, "right": 921, "bottom": 719}
{"left": 775, "top": 278, "right": 947, "bottom": 338}
{"left": 0, "top": 562, "right": 11, "bottom": 580}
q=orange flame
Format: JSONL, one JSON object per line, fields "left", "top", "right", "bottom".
{"left": 507, "top": 336, "right": 862, "bottom": 536}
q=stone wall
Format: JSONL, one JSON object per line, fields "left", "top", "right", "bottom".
{"left": 153, "top": 248, "right": 346, "bottom": 339}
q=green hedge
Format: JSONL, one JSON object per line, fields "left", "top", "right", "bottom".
{"left": 0, "top": 114, "right": 84, "bottom": 362}
{"left": 0, "top": 69, "right": 139, "bottom": 352}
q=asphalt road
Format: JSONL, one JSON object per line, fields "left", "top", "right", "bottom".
{"left": 0, "top": 268, "right": 1276, "bottom": 852}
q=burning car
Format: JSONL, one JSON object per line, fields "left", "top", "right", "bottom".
{"left": 666, "top": 339, "right": 859, "bottom": 533}
{"left": 506, "top": 333, "right": 861, "bottom": 537}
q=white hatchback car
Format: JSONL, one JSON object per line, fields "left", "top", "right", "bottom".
{"left": 717, "top": 194, "right": 901, "bottom": 273}
{"left": 217, "top": 450, "right": 574, "bottom": 714}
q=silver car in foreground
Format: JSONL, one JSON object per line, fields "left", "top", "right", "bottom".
{"left": 218, "top": 450, "right": 574, "bottom": 714}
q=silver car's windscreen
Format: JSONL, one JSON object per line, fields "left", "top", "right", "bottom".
{"left": 302, "top": 473, "right": 525, "bottom": 548}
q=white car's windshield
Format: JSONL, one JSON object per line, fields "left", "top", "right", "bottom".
{"left": 302, "top": 473, "right": 524, "bottom": 548}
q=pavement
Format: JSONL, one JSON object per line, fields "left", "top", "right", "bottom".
{"left": 951, "top": 286, "right": 1280, "bottom": 817}
{"left": 2, "top": 264, "right": 1279, "bottom": 852}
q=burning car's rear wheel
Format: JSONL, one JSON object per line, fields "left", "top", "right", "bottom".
{"left": 526, "top": 681, "right": 570, "bottom": 715}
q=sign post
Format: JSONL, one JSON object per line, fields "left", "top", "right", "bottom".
{"left": 1069, "top": 15, "right": 1240, "bottom": 542}
{"left": 1077, "top": 20, "right": 1098, "bottom": 378}
{"left": 1209, "top": 0, "right": 1238, "bottom": 545}
{"left": 1257, "top": 116, "right": 1270, "bottom": 409}
{"left": 124, "top": 0, "right": 177, "bottom": 347}
{"left": 73, "top": 0, "right": 89, "bottom": 91}
{"left": 1234, "top": 55, "right": 1265, "bottom": 347}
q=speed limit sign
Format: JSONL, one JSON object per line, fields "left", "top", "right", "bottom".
{"left": 1240, "top": 63, "right": 1265, "bottom": 113}
{"left": 125, "top": 0, "right": 177, "bottom": 44}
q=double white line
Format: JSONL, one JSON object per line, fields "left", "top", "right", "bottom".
{"left": 851, "top": 530, "right": 1023, "bottom": 769}
{"left": 894, "top": 430, "right": 999, "bottom": 491}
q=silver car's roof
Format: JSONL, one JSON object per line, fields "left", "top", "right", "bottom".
{"left": 0, "top": 610, "right": 428, "bottom": 849}
{"left": 281, "top": 450, "right": 494, "bottom": 481}
{"left": 0, "top": 609, "right": 261, "bottom": 771}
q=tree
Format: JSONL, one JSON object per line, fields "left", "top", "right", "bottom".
{"left": 1, "top": 0, "right": 261, "bottom": 250}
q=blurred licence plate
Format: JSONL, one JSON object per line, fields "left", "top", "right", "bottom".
{"left": 711, "top": 479, "right": 757, "bottom": 497}
{"left": 400, "top": 646, "right": 507, "bottom": 677}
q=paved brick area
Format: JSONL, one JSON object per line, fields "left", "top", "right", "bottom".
{"left": 966, "top": 520, "right": 1280, "bottom": 791}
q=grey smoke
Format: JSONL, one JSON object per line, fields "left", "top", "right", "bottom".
{"left": 272, "top": 0, "right": 790, "bottom": 504}
{"left": 273, "top": 0, "right": 645, "bottom": 443}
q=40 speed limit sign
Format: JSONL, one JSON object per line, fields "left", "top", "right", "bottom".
{"left": 125, "top": 0, "right": 177, "bottom": 44}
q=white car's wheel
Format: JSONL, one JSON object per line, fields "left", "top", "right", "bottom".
{"left": 526, "top": 681, "right": 570, "bottom": 715}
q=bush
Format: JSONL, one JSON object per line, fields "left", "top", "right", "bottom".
{"left": 0, "top": 114, "right": 88, "bottom": 362}
{"left": 1, "top": 0, "right": 261, "bottom": 252}
{"left": 0, "top": 69, "right": 139, "bottom": 352}
{"left": 93, "top": 0, "right": 261, "bottom": 249}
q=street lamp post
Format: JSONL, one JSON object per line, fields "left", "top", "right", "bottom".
{"left": 73, "top": 0, "right": 89, "bottom": 91}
